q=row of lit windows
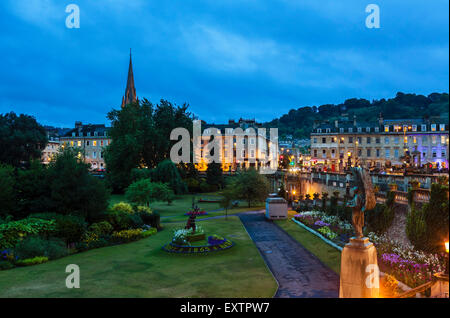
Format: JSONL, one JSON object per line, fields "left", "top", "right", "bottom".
{"left": 71, "top": 131, "right": 107, "bottom": 137}
{"left": 384, "top": 124, "right": 447, "bottom": 133}
{"left": 314, "top": 135, "right": 449, "bottom": 145}
{"left": 316, "top": 123, "right": 447, "bottom": 134}
{"left": 65, "top": 140, "right": 109, "bottom": 147}
{"left": 313, "top": 148, "right": 447, "bottom": 159}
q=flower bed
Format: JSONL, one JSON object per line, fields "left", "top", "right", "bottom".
{"left": 184, "top": 210, "right": 208, "bottom": 216}
{"left": 164, "top": 227, "right": 234, "bottom": 254}
{"left": 163, "top": 239, "right": 234, "bottom": 254}
{"left": 368, "top": 232, "right": 446, "bottom": 288}
{"left": 292, "top": 210, "right": 447, "bottom": 290}
{"left": 293, "top": 211, "right": 353, "bottom": 247}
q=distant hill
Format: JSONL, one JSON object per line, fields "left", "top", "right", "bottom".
{"left": 264, "top": 92, "right": 449, "bottom": 139}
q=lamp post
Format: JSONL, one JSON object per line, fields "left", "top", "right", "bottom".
{"left": 445, "top": 241, "right": 449, "bottom": 276}
{"left": 347, "top": 151, "right": 352, "bottom": 169}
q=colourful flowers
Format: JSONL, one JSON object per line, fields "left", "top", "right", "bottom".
{"left": 369, "top": 232, "right": 446, "bottom": 288}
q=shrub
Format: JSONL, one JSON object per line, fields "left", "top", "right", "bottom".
{"left": 407, "top": 183, "right": 449, "bottom": 253}
{"left": 107, "top": 202, "right": 135, "bottom": 231}
{"left": 0, "top": 218, "right": 56, "bottom": 249}
{"left": 111, "top": 229, "right": 143, "bottom": 243}
{"left": 29, "top": 213, "right": 87, "bottom": 244}
{"left": 141, "top": 228, "right": 157, "bottom": 238}
{"left": 16, "top": 256, "right": 49, "bottom": 266}
{"left": 14, "top": 236, "right": 68, "bottom": 260}
{"left": 135, "top": 206, "right": 160, "bottom": 229}
{"left": 365, "top": 203, "right": 395, "bottom": 234}
{"left": 0, "top": 260, "right": 14, "bottom": 270}
{"left": 88, "top": 221, "right": 113, "bottom": 236}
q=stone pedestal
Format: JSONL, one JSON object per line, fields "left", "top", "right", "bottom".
{"left": 339, "top": 237, "right": 380, "bottom": 298}
{"left": 430, "top": 273, "right": 449, "bottom": 298}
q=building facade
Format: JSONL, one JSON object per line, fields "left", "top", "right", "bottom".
{"left": 310, "top": 115, "right": 449, "bottom": 172}
{"left": 60, "top": 122, "right": 111, "bottom": 170}
{"left": 41, "top": 136, "right": 61, "bottom": 164}
{"left": 196, "top": 118, "right": 277, "bottom": 172}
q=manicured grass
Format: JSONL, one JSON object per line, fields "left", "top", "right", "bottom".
{"left": 274, "top": 211, "right": 341, "bottom": 274}
{"left": 109, "top": 192, "right": 265, "bottom": 222}
{"left": 0, "top": 217, "right": 277, "bottom": 298}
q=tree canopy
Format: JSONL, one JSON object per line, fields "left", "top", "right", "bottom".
{"left": 105, "top": 99, "right": 193, "bottom": 192}
{"left": 0, "top": 112, "right": 48, "bottom": 167}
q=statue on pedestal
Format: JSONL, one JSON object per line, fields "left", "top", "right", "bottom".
{"left": 346, "top": 167, "right": 376, "bottom": 239}
{"left": 340, "top": 167, "right": 379, "bottom": 298}
{"left": 185, "top": 204, "right": 200, "bottom": 233}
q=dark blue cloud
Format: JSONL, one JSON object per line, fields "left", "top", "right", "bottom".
{"left": 0, "top": 0, "right": 448, "bottom": 127}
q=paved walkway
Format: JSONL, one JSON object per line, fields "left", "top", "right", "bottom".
{"left": 239, "top": 213, "right": 340, "bottom": 298}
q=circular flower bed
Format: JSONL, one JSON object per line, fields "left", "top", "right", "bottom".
{"left": 163, "top": 235, "right": 234, "bottom": 254}
{"left": 184, "top": 210, "right": 208, "bottom": 216}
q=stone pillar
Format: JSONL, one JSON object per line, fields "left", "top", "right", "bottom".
{"left": 430, "top": 273, "right": 449, "bottom": 298}
{"left": 339, "top": 237, "right": 380, "bottom": 298}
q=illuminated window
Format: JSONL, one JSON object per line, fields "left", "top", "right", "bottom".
{"left": 331, "top": 137, "right": 336, "bottom": 143}
{"left": 93, "top": 140, "right": 97, "bottom": 147}
{"left": 77, "top": 141, "right": 81, "bottom": 147}
{"left": 413, "top": 137, "right": 417, "bottom": 144}
{"left": 431, "top": 124, "right": 436, "bottom": 132}
{"left": 441, "top": 136, "right": 446, "bottom": 144}
{"left": 70, "top": 141, "right": 74, "bottom": 147}
{"left": 384, "top": 125, "right": 389, "bottom": 132}
{"left": 432, "top": 136, "right": 436, "bottom": 144}
{"left": 440, "top": 124, "right": 445, "bottom": 131}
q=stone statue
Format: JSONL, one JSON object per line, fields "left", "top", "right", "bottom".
{"left": 346, "top": 167, "right": 376, "bottom": 239}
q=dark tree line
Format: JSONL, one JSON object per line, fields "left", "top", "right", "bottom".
{"left": 266, "top": 92, "right": 449, "bottom": 139}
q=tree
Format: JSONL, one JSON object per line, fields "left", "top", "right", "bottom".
{"left": 0, "top": 164, "right": 15, "bottom": 217}
{"left": 219, "top": 187, "right": 235, "bottom": 220}
{"left": 152, "top": 159, "right": 186, "bottom": 194}
{"left": 0, "top": 112, "right": 47, "bottom": 167}
{"left": 227, "top": 168, "right": 269, "bottom": 207}
{"left": 125, "top": 179, "right": 153, "bottom": 207}
{"left": 105, "top": 99, "right": 193, "bottom": 192}
{"left": 15, "top": 160, "right": 53, "bottom": 219}
{"left": 47, "top": 148, "right": 110, "bottom": 222}
{"left": 206, "top": 162, "right": 223, "bottom": 189}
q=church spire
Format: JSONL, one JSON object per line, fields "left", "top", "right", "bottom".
{"left": 121, "top": 49, "right": 138, "bottom": 108}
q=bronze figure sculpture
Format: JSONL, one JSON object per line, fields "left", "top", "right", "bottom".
{"left": 346, "top": 167, "right": 376, "bottom": 239}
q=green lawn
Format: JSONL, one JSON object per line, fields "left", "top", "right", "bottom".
{"left": 274, "top": 211, "right": 341, "bottom": 274}
{"left": 0, "top": 217, "right": 277, "bottom": 298}
{"left": 110, "top": 192, "right": 265, "bottom": 223}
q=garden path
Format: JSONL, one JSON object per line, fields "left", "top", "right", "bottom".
{"left": 239, "top": 213, "right": 340, "bottom": 298}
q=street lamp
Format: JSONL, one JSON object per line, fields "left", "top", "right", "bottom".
{"left": 445, "top": 241, "right": 449, "bottom": 275}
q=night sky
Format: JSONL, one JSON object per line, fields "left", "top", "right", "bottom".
{"left": 0, "top": 0, "right": 448, "bottom": 127}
